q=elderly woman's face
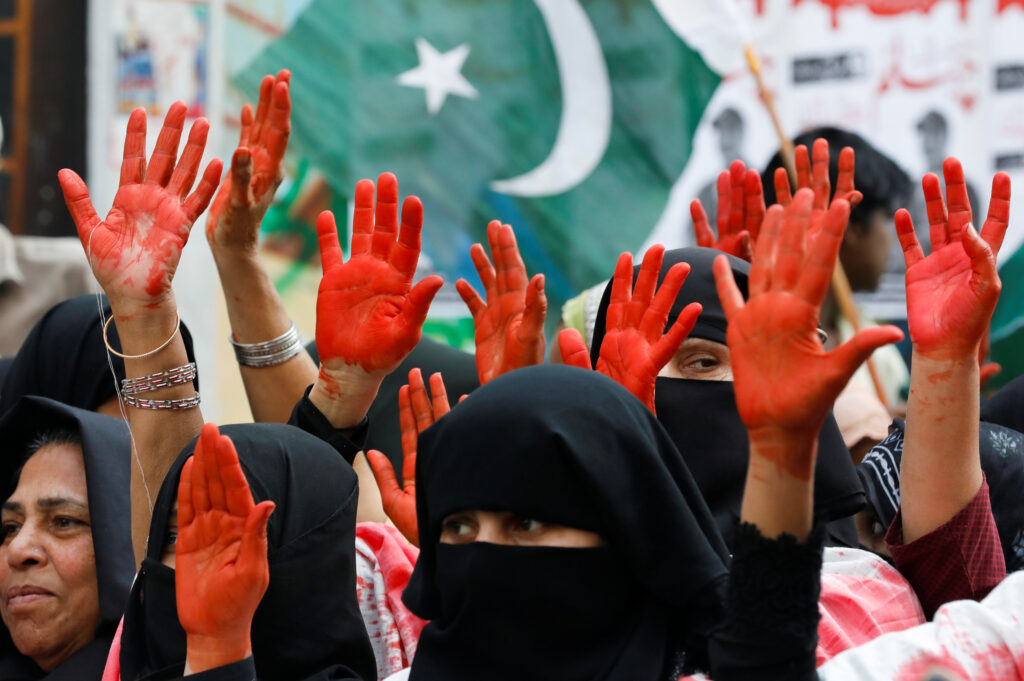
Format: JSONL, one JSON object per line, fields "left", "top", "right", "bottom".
{"left": 658, "top": 337, "right": 733, "bottom": 381}
{"left": 0, "top": 443, "right": 100, "bottom": 672}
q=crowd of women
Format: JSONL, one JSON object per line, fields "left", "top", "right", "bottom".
{"left": 0, "top": 69, "right": 1022, "bottom": 681}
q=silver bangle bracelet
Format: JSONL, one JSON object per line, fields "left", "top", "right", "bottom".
{"left": 123, "top": 392, "right": 202, "bottom": 410}
{"left": 121, "top": 362, "right": 198, "bottom": 395}
{"left": 230, "top": 322, "right": 304, "bottom": 368}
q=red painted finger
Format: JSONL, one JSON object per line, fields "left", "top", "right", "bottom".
{"left": 215, "top": 431, "right": 256, "bottom": 518}
{"left": 371, "top": 172, "right": 400, "bottom": 259}
{"left": 794, "top": 144, "right": 812, "bottom": 190}
{"left": 728, "top": 160, "right": 746, "bottom": 236}
{"left": 797, "top": 199, "right": 849, "bottom": 308}
{"left": 183, "top": 159, "right": 224, "bottom": 224}
{"left": 961, "top": 223, "right": 1000, "bottom": 307}
{"left": 651, "top": 301, "right": 701, "bottom": 368}
{"left": 714, "top": 254, "right": 745, "bottom": 322}
{"left": 470, "top": 237, "right": 497, "bottom": 299}
{"left": 316, "top": 211, "right": 344, "bottom": 273}
{"left": 263, "top": 80, "right": 291, "bottom": 166}
{"left": 456, "top": 278, "right": 487, "bottom": 318}
{"left": 192, "top": 423, "right": 217, "bottom": 514}
{"left": 250, "top": 75, "right": 274, "bottom": 142}
{"left": 691, "top": 199, "right": 715, "bottom": 248}
{"left": 981, "top": 172, "right": 1011, "bottom": 256}
{"left": 827, "top": 325, "right": 904, "bottom": 392}
{"left": 229, "top": 148, "right": 254, "bottom": 206}
{"left": 392, "top": 196, "right": 424, "bottom": 278}
{"left": 811, "top": 138, "right": 831, "bottom": 212}
{"left": 238, "top": 501, "right": 274, "bottom": 576}
{"left": 237, "top": 103, "right": 254, "bottom": 148}
{"left": 942, "top": 157, "right": 972, "bottom": 244}
{"left": 407, "top": 368, "right": 433, "bottom": 432}
{"left": 397, "top": 385, "right": 417, "bottom": 462}
{"left": 495, "top": 223, "right": 528, "bottom": 294}
{"left": 640, "top": 261, "right": 689, "bottom": 340}
{"left": 168, "top": 118, "right": 210, "bottom": 198}
{"left": 894, "top": 209, "right": 924, "bottom": 268}
{"left": 749, "top": 204, "right": 782, "bottom": 297}
{"left": 836, "top": 147, "right": 857, "bottom": 203}
{"left": 774, "top": 167, "right": 793, "bottom": 207}
{"left": 351, "top": 179, "right": 376, "bottom": 256}
{"left": 743, "top": 169, "right": 766, "bottom": 241}
{"left": 144, "top": 101, "right": 187, "bottom": 186}
{"left": 558, "top": 328, "right": 593, "bottom": 370}
{"left": 715, "top": 170, "right": 731, "bottom": 236}
{"left": 606, "top": 252, "right": 634, "bottom": 331}
{"left": 401, "top": 275, "right": 444, "bottom": 333}
{"left": 428, "top": 372, "right": 451, "bottom": 421}
{"left": 120, "top": 108, "right": 148, "bottom": 187}
{"left": 58, "top": 169, "right": 101, "bottom": 246}
{"left": 773, "top": 189, "right": 813, "bottom": 293}
{"left": 521, "top": 274, "right": 547, "bottom": 344}
{"left": 922, "top": 173, "right": 949, "bottom": 249}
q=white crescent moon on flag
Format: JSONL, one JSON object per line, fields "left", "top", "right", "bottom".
{"left": 489, "top": 0, "right": 612, "bottom": 198}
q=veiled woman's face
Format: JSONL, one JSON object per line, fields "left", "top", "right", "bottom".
{"left": 439, "top": 511, "right": 605, "bottom": 547}
{"left": 658, "top": 337, "right": 733, "bottom": 381}
{"left": 0, "top": 443, "right": 100, "bottom": 672}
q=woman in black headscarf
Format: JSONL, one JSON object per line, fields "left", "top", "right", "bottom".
{"left": 402, "top": 364, "right": 730, "bottom": 681}
{"left": 0, "top": 396, "right": 134, "bottom": 680}
{"left": 117, "top": 422, "right": 375, "bottom": 681}
{"left": 588, "top": 247, "right": 864, "bottom": 548}
{"left": 0, "top": 295, "right": 197, "bottom": 417}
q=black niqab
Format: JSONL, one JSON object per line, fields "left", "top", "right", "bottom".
{"left": 0, "top": 396, "right": 134, "bottom": 680}
{"left": 0, "top": 294, "right": 197, "bottom": 416}
{"left": 404, "top": 365, "right": 729, "bottom": 680}
{"left": 119, "top": 423, "right": 375, "bottom": 681}
{"left": 982, "top": 374, "right": 1024, "bottom": 434}
{"left": 590, "top": 247, "right": 863, "bottom": 548}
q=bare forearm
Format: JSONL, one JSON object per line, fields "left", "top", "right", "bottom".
{"left": 308, "top": 365, "right": 383, "bottom": 429}
{"left": 213, "top": 250, "right": 318, "bottom": 422}
{"left": 900, "top": 351, "right": 982, "bottom": 542}
{"left": 112, "top": 297, "right": 204, "bottom": 562}
{"left": 741, "top": 434, "right": 816, "bottom": 542}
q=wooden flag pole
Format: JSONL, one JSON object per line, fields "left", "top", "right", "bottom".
{"left": 744, "top": 46, "right": 891, "bottom": 410}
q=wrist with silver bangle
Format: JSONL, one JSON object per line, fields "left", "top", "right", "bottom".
{"left": 230, "top": 321, "right": 304, "bottom": 367}
{"left": 120, "top": 361, "right": 201, "bottom": 411}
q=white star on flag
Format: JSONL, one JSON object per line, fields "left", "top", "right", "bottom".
{"left": 397, "top": 38, "right": 478, "bottom": 115}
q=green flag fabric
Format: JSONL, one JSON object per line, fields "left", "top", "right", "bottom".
{"left": 235, "top": 0, "right": 719, "bottom": 314}
{"left": 991, "top": 246, "right": 1024, "bottom": 389}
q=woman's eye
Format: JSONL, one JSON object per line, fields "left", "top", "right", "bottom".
{"left": 515, "top": 518, "right": 545, "bottom": 533}
{"left": 684, "top": 355, "right": 719, "bottom": 371}
{"left": 442, "top": 518, "right": 473, "bottom": 536}
{"left": 1, "top": 523, "right": 20, "bottom": 541}
{"left": 164, "top": 529, "right": 178, "bottom": 547}
{"left": 53, "top": 517, "right": 87, "bottom": 531}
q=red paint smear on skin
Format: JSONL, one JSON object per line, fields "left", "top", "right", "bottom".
{"left": 792, "top": 0, "right": 969, "bottom": 28}
{"left": 999, "top": 0, "right": 1024, "bottom": 11}
{"left": 927, "top": 369, "right": 954, "bottom": 384}
{"left": 318, "top": 366, "right": 344, "bottom": 400}
{"left": 893, "top": 641, "right": 1024, "bottom": 681}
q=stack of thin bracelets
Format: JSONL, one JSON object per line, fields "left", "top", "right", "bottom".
{"left": 230, "top": 321, "right": 304, "bottom": 367}
{"left": 103, "top": 314, "right": 201, "bottom": 410}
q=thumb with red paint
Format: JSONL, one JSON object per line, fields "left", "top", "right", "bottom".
{"left": 176, "top": 423, "right": 274, "bottom": 674}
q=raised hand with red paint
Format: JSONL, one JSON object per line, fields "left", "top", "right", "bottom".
{"left": 176, "top": 423, "right": 275, "bottom": 674}
{"left": 714, "top": 189, "right": 903, "bottom": 480}
{"left": 366, "top": 369, "right": 450, "bottom": 546}
{"left": 58, "top": 102, "right": 222, "bottom": 317}
{"left": 207, "top": 70, "right": 291, "bottom": 256}
{"left": 315, "top": 174, "right": 444, "bottom": 375}
{"left": 773, "top": 139, "right": 862, "bottom": 244}
{"left": 456, "top": 221, "right": 547, "bottom": 384}
{"left": 895, "top": 158, "right": 1011, "bottom": 360}
{"left": 690, "top": 159, "right": 765, "bottom": 261}
{"left": 559, "top": 245, "right": 701, "bottom": 414}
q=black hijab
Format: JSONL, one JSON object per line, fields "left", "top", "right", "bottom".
{"left": 0, "top": 396, "right": 134, "bottom": 680}
{"left": 859, "top": 419, "right": 1024, "bottom": 572}
{"left": 307, "top": 337, "right": 479, "bottom": 483}
{"left": 404, "top": 365, "right": 730, "bottom": 681}
{"left": 590, "top": 247, "right": 863, "bottom": 548}
{"left": 119, "top": 423, "right": 375, "bottom": 681}
{"left": 0, "top": 294, "right": 197, "bottom": 415}
{"left": 982, "top": 374, "right": 1024, "bottom": 434}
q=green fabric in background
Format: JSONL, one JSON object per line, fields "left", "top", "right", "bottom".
{"left": 991, "top": 244, "right": 1024, "bottom": 389}
{"left": 234, "top": 0, "right": 719, "bottom": 321}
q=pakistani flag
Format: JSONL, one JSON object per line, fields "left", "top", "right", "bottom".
{"left": 235, "top": 0, "right": 721, "bottom": 322}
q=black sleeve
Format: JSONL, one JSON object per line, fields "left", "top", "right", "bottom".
{"left": 287, "top": 384, "right": 370, "bottom": 465}
{"left": 174, "top": 657, "right": 256, "bottom": 681}
{"left": 708, "top": 522, "right": 824, "bottom": 681}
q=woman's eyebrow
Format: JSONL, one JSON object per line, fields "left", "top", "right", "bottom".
{"left": 36, "top": 497, "right": 89, "bottom": 511}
